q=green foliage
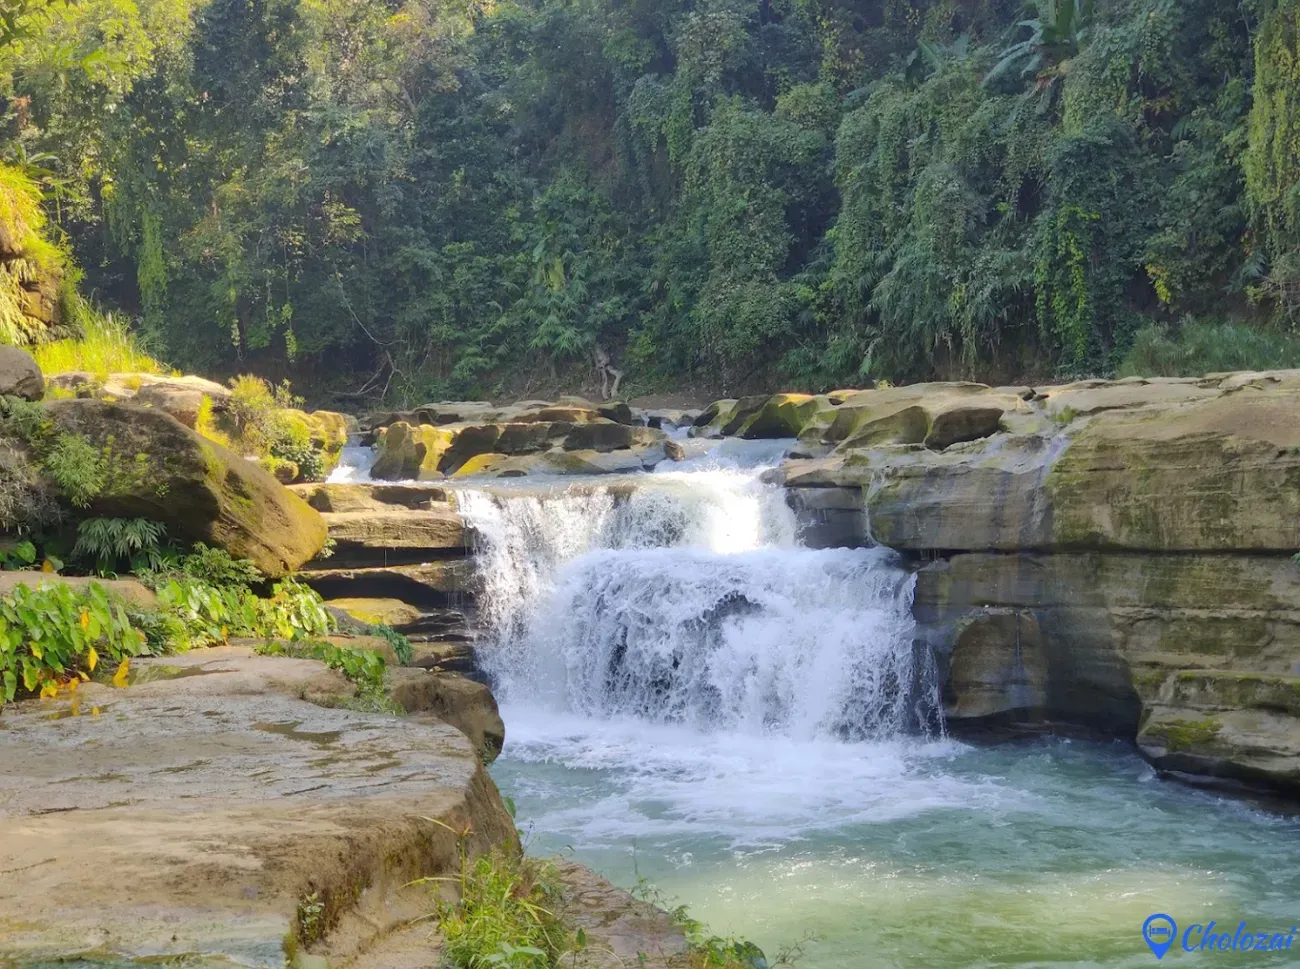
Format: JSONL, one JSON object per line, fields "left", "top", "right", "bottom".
{"left": 0, "top": 0, "right": 1286, "bottom": 389}
{"left": 1118, "top": 320, "right": 1300, "bottom": 377}
{"left": 31, "top": 304, "right": 167, "bottom": 377}
{"left": 172, "top": 542, "right": 264, "bottom": 588}
{"left": 0, "top": 538, "right": 37, "bottom": 569}
{"left": 1244, "top": 0, "right": 1300, "bottom": 323}
{"left": 152, "top": 575, "right": 334, "bottom": 650}
{"left": 258, "top": 638, "right": 386, "bottom": 695}
{"left": 436, "top": 848, "right": 571, "bottom": 969}
{"left": 71, "top": 516, "right": 169, "bottom": 575}
{"left": 372, "top": 623, "right": 413, "bottom": 666}
{"left": 41, "top": 432, "right": 104, "bottom": 507}
{"left": 0, "top": 579, "right": 147, "bottom": 704}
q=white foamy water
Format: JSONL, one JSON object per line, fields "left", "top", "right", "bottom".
{"left": 326, "top": 440, "right": 379, "bottom": 483}
{"left": 459, "top": 439, "right": 937, "bottom": 741}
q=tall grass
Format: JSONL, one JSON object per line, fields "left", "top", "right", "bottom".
{"left": 1118, "top": 320, "right": 1300, "bottom": 378}
{"left": 30, "top": 301, "right": 167, "bottom": 376}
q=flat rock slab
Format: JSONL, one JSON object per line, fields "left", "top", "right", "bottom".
{"left": 0, "top": 647, "right": 512, "bottom": 966}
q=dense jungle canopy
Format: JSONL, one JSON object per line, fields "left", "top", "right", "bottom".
{"left": 3, "top": 0, "right": 1300, "bottom": 399}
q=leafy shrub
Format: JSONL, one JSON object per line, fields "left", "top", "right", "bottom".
{"left": 153, "top": 575, "right": 335, "bottom": 650}
{"left": 0, "top": 580, "right": 147, "bottom": 704}
{"left": 0, "top": 395, "right": 51, "bottom": 444}
{"left": 436, "top": 848, "right": 570, "bottom": 969}
{"left": 372, "top": 623, "right": 414, "bottom": 665}
{"left": 1118, "top": 320, "right": 1300, "bottom": 378}
{"left": 223, "top": 375, "right": 328, "bottom": 481}
{"left": 173, "top": 543, "right": 264, "bottom": 588}
{"left": 258, "top": 638, "right": 387, "bottom": 694}
{"left": 0, "top": 539, "right": 37, "bottom": 570}
{"left": 40, "top": 432, "right": 105, "bottom": 507}
{"left": 72, "top": 517, "right": 171, "bottom": 575}
{"left": 30, "top": 305, "right": 167, "bottom": 377}
{"left": 194, "top": 393, "right": 234, "bottom": 449}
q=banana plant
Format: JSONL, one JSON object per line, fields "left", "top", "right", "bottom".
{"left": 986, "top": 0, "right": 1096, "bottom": 86}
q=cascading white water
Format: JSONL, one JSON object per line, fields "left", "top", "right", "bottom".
{"left": 459, "top": 446, "right": 939, "bottom": 741}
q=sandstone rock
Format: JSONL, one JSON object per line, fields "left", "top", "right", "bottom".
{"left": 325, "top": 597, "right": 425, "bottom": 627}
{"left": 322, "top": 508, "right": 467, "bottom": 554}
{"left": 1139, "top": 673, "right": 1300, "bottom": 790}
{"left": 0, "top": 344, "right": 43, "bottom": 400}
{"left": 1038, "top": 377, "right": 1217, "bottom": 419}
{"left": 49, "top": 372, "right": 232, "bottom": 427}
{"left": 46, "top": 398, "right": 327, "bottom": 575}
{"left": 301, "top": 560, "right": 476, "bottom": 607}
{"left": 1046, "top": 390, "right": 1300, "bottom": 553}
{"left": 371, "top": 421, "right": 455, "bottom": 480}
{"left": 915, "top": 551, "right": 1300, "bottom": 752}
{"left": 733, "top": 393, "right": 828, "bottom": 439}
{"left": 290, "top": 482, "right": 453, "bottom": 513}
{"left": 0, "top": 647, "right": 514, "bottom": 964}
{"left": 944, "top": 611, "right": 1049, "bottom": 721}
{"left": 554, "top": 861, "right": 690, "bottom": 969}
{"left": 393, "top": 668, "right": 506, "bottom": 762}
{"left": 597, "top": 400, "right": 634, "bottom": 424}
{"left": 409, "top": 639, "right": 478, "bottom": 675}
{"left": 0, "top": 573, "right": 157, "bottom": 610}
{"left": 562, "top": 420, "right": 659, "bottom": 452}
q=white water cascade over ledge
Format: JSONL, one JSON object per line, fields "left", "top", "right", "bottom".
{"left": 456, "top": 442, "right": 941, "bottom": 744}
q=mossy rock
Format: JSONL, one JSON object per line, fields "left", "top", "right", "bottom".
{"left": 371, "top": 422, "right": 456, "bottom": 480}
{"left": 46, "top": 398, "right": 327, "bottom": 575}
{"left": 736, "top": 393, "right": 829, "bottom": 439}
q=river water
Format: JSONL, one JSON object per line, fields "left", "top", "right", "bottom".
{"left": 447, "top": 437, "right": 1300, "bottom": 968}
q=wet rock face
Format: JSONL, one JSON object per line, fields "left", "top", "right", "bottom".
{"left": 763, "top": 370, "right": 1300, "bottom": 794}
{"left": 0, "top": 647, "right": 514, "bottom": 966}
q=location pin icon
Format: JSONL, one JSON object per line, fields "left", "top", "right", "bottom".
{"left": 1143, "top": 914, "right": 1178, "bottom": 960}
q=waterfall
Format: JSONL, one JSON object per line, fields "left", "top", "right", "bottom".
{"left": 459, "top": 452, "right": 940, "bottom": 741}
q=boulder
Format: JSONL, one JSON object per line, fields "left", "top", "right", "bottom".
{"left": 370, "top": 422, "right": 455, "bottom": 480}
{"left": 562, "top": 422, "right": 663, "bottom": 452}
{"left": 392, "top": 669, "right": 506, "bottom": 763}
{"left": 48, "top": 372, "right": 232, "bottom": 428}
{"left": 0, "top": 345, "right": 43, "bottom": 400}
{"left": 1138, "top": 674, "right": 1300, "bottom": 790}
{"left": 734, "top": 393, "right": 829, "bottom": 439}
{"left": 46, "top": 399, "right": 326, "bottom": 575}
{"left": 0, "top": 646, "right": 513, "bottom": 963}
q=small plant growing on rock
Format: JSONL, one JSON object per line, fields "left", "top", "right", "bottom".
{"left": 371, "top": 623, "right": 413, "bottom": 665}
{"left": 72, "top": 517, "right": 171, "bottom": 575}
{"left": 433, "top": 847, "right": 571, "bottom": 969}
{"left": 40, "top": 432, "right": 105, "bottom": 507}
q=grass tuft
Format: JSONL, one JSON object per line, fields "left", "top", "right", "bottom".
{"left": 434, "top": 847, "right": 572, "bottom": 969}
{"left": 31, "top": 304, "right": 167, "bottom": 377}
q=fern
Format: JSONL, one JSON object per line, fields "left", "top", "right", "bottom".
{"left": 73, "top": 517, "right": 169, "bottom": 575}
